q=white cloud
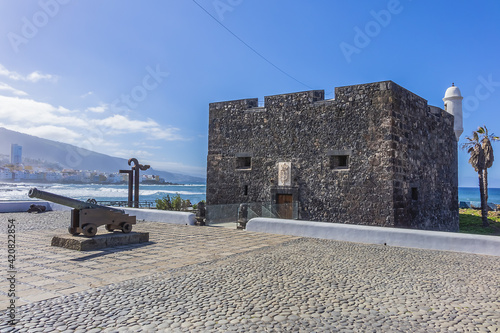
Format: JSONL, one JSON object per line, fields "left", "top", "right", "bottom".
{"left": 131, "top": 142, "right": 162, "bottom": 149}
{"left": 0, "top": 90, "right": 190, "bottom": 173}
{"left": 0, "top": 64, "right": 58, "bottom": 83}
{"left": 26, "top": 71, "right": 58, "bottom": 83}
{"left": 0, "top": 64, "right": 23, "bottom": 81}
{"left": 0, "top": 94, "right": 187, "bottom": 143}
{"left": 24, "top": 125, "right": 82, "bottom": 143}
{"left": 112, "top": 149, "right": 155, "bottom": 159}
{"left": 0, "top": 95, "right": 87, "bottom": 127}
{"left": 81, "top": 91, "right": 93, "bottom": 98}
{"left": 95, "top": 115, "right": 186, "bottom": 141}
{"left": 86, "top": 104, "right": 108, "bottom": 113}
{"left": 97, "top": 114, "right": 159, "bottom": 131}
{"left": 0, "top": 123, "right": 83, "bottom": 145}
{"left": 149, "top": 127, "right": 186, "bottom": 141}
{"left": 0, "top": 82, "right": 28, "bottom": 96}
{"left": 56, "top": 106, "right": 74, "bottom": 114}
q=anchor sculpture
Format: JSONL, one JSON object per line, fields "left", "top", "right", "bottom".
{"left": 120, "top": 158, "right": 150, "bottom": 208}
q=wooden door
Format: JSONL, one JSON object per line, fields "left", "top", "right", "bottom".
{"left": 276, "top": 194, "right": 293, "bottom": 219}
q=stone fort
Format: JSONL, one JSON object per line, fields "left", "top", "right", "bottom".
{"left": 206, "top": 80, "right": 460, "bottom": 231}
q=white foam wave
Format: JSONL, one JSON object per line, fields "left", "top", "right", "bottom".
{"left": 0, "top": 182, "right": 206, "bottom": 202}
{"left": 147, "top": 190, "right": 205, "bottom": 196}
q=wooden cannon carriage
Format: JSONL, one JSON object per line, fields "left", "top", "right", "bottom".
{"left": 28, "top": 188, "right": 136, "bottom": 237}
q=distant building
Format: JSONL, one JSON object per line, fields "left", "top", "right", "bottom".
{"left": 142, "top": 175, "right": 168, "bottom": 184}
{"left": 45, "top": 172, "right": 63, "bottom": 182}
{"left": 0, "top": 168, "right": 12, "bottom": 180}
{"left": 13, "top": 170, "right": 27, "bottom": 181}
{"left": 11, "top": 144, "right": 22, "bottom": 165}
{"left": 207, "top": 81, "right": 461, "bottom": 232}
{"left": 107, "top": 173, "right": 125, "bottom": 183}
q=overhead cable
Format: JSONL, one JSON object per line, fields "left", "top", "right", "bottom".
{"left": 191, "top": 0, "right": 312, "bottom": 89}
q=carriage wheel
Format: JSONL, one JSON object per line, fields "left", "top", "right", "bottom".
{"left": 82, "top": 223, "right": 98, "bottom": 237}
{"left": 121, "top": 222, "right": 132, "bottom": 234}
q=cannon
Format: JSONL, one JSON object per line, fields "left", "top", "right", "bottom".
{"left": 28, "top": 188, "right": 136, "bottom": 237}
{"left": 27, "top": 204, "right": 47, "bottom": 213}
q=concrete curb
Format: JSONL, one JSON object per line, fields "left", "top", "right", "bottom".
{"left": 0, "top": 201, "right": 196, "bottom": 225}
{"left": 246, "top": 218, "right": 500, "bottom": 257}
{"left": 120, "top": 207, "right": 196, "bottom": 225}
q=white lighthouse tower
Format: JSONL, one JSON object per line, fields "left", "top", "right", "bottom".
{"left": 443, "top": 83, "right": 463, "bottom": 141}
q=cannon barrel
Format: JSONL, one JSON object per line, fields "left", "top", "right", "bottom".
{"left": 28, "top": 188, "right": 121, "bottom": 212}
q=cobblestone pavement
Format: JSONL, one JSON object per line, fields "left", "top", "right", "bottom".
{"left": 1, "top": 212, "right": 500, "bottom": 332}
{"left": 0, "top": 212, "right": 295, "bottom": 308}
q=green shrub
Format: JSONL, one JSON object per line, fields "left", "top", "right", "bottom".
{"left": 155, "top": 195, "right": 172, "bottom": 210}
{"left": 155, "top": 193, "right": 192, "bottom": 211}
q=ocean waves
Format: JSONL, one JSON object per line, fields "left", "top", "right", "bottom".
{"left": 0, "top": 182, "right": 206, "bottom": 203}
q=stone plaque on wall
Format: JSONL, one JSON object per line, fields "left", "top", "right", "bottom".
{"left": 278, "top": 162, "right": 291, "bottom": 186}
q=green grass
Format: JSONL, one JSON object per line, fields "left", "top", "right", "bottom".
{"left": 459, "top": 208, "right": 500, "bottom": 236}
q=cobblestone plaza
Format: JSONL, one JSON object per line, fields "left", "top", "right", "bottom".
{"left": 1, "top": 212, "right": 499, "bottom": 332}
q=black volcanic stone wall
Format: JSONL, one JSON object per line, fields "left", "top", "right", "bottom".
{"left": 206, "top": 81, "right": 459, "bottom": 231}
{"left": 387, "top": 84, "right": 459, "bottom": 231}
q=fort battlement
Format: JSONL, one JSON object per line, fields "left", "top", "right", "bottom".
{"left": 210, "top": 81, "right": 453, "bottom": 127}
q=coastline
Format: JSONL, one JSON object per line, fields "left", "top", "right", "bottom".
{"left": 0, "top": 183, "right": 496, "bottom": 208}
{"left": 0, "top": 182, "right": 207, "bottom": 205}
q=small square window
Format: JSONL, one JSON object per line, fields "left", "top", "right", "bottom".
{"left": 236, "top": 157, "right": 251, "bottom": 169}
{"left": 330, "top": 155, "right": 349, "bottom": 169}
{"left": 411, "top": 187, "right": 419, "bottom": 201}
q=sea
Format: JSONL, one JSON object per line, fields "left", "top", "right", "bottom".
{"left": 457, "top": 187, "right": 500, "bottom": 206}
{"left": 0, "top": 182, "right": 497, "bottom": 207}
{"left": 0, "top": 182, "right": 206, "bottom": 205}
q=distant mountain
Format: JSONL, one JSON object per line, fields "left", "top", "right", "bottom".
{"left": 0, "top": 127, "right": 205, "bottom": 184}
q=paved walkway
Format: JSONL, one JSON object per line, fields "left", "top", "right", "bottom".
{"left": 1, "top": 212, "right": 500, "bottom": 332}
{"left": 0, "top": 212, "right": 295, "bottom": 309}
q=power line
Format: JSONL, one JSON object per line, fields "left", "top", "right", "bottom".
{"left": 191, "top": 0, "right": 312, "bottom": 90}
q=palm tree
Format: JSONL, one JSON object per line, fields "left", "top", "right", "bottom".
{"left": 462, "top": 130, "right": 489, "bottom": 227}
{"left": 477, "top": 126, "right": 499, "bottom": 204}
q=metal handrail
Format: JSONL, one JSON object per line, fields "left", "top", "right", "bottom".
{"left": 97, "top": 200, "right": 156, "bottom": 209}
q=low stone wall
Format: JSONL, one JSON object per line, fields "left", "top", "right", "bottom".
{"left": 51, "top": 232, "right": 150, "bottom": 251}
{"left": 246, "top": 218, "right": 500, "bottom": 257}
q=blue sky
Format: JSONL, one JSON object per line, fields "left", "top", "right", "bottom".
{"left": 0, "top": 0, "right": 499, "bottom": 185}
